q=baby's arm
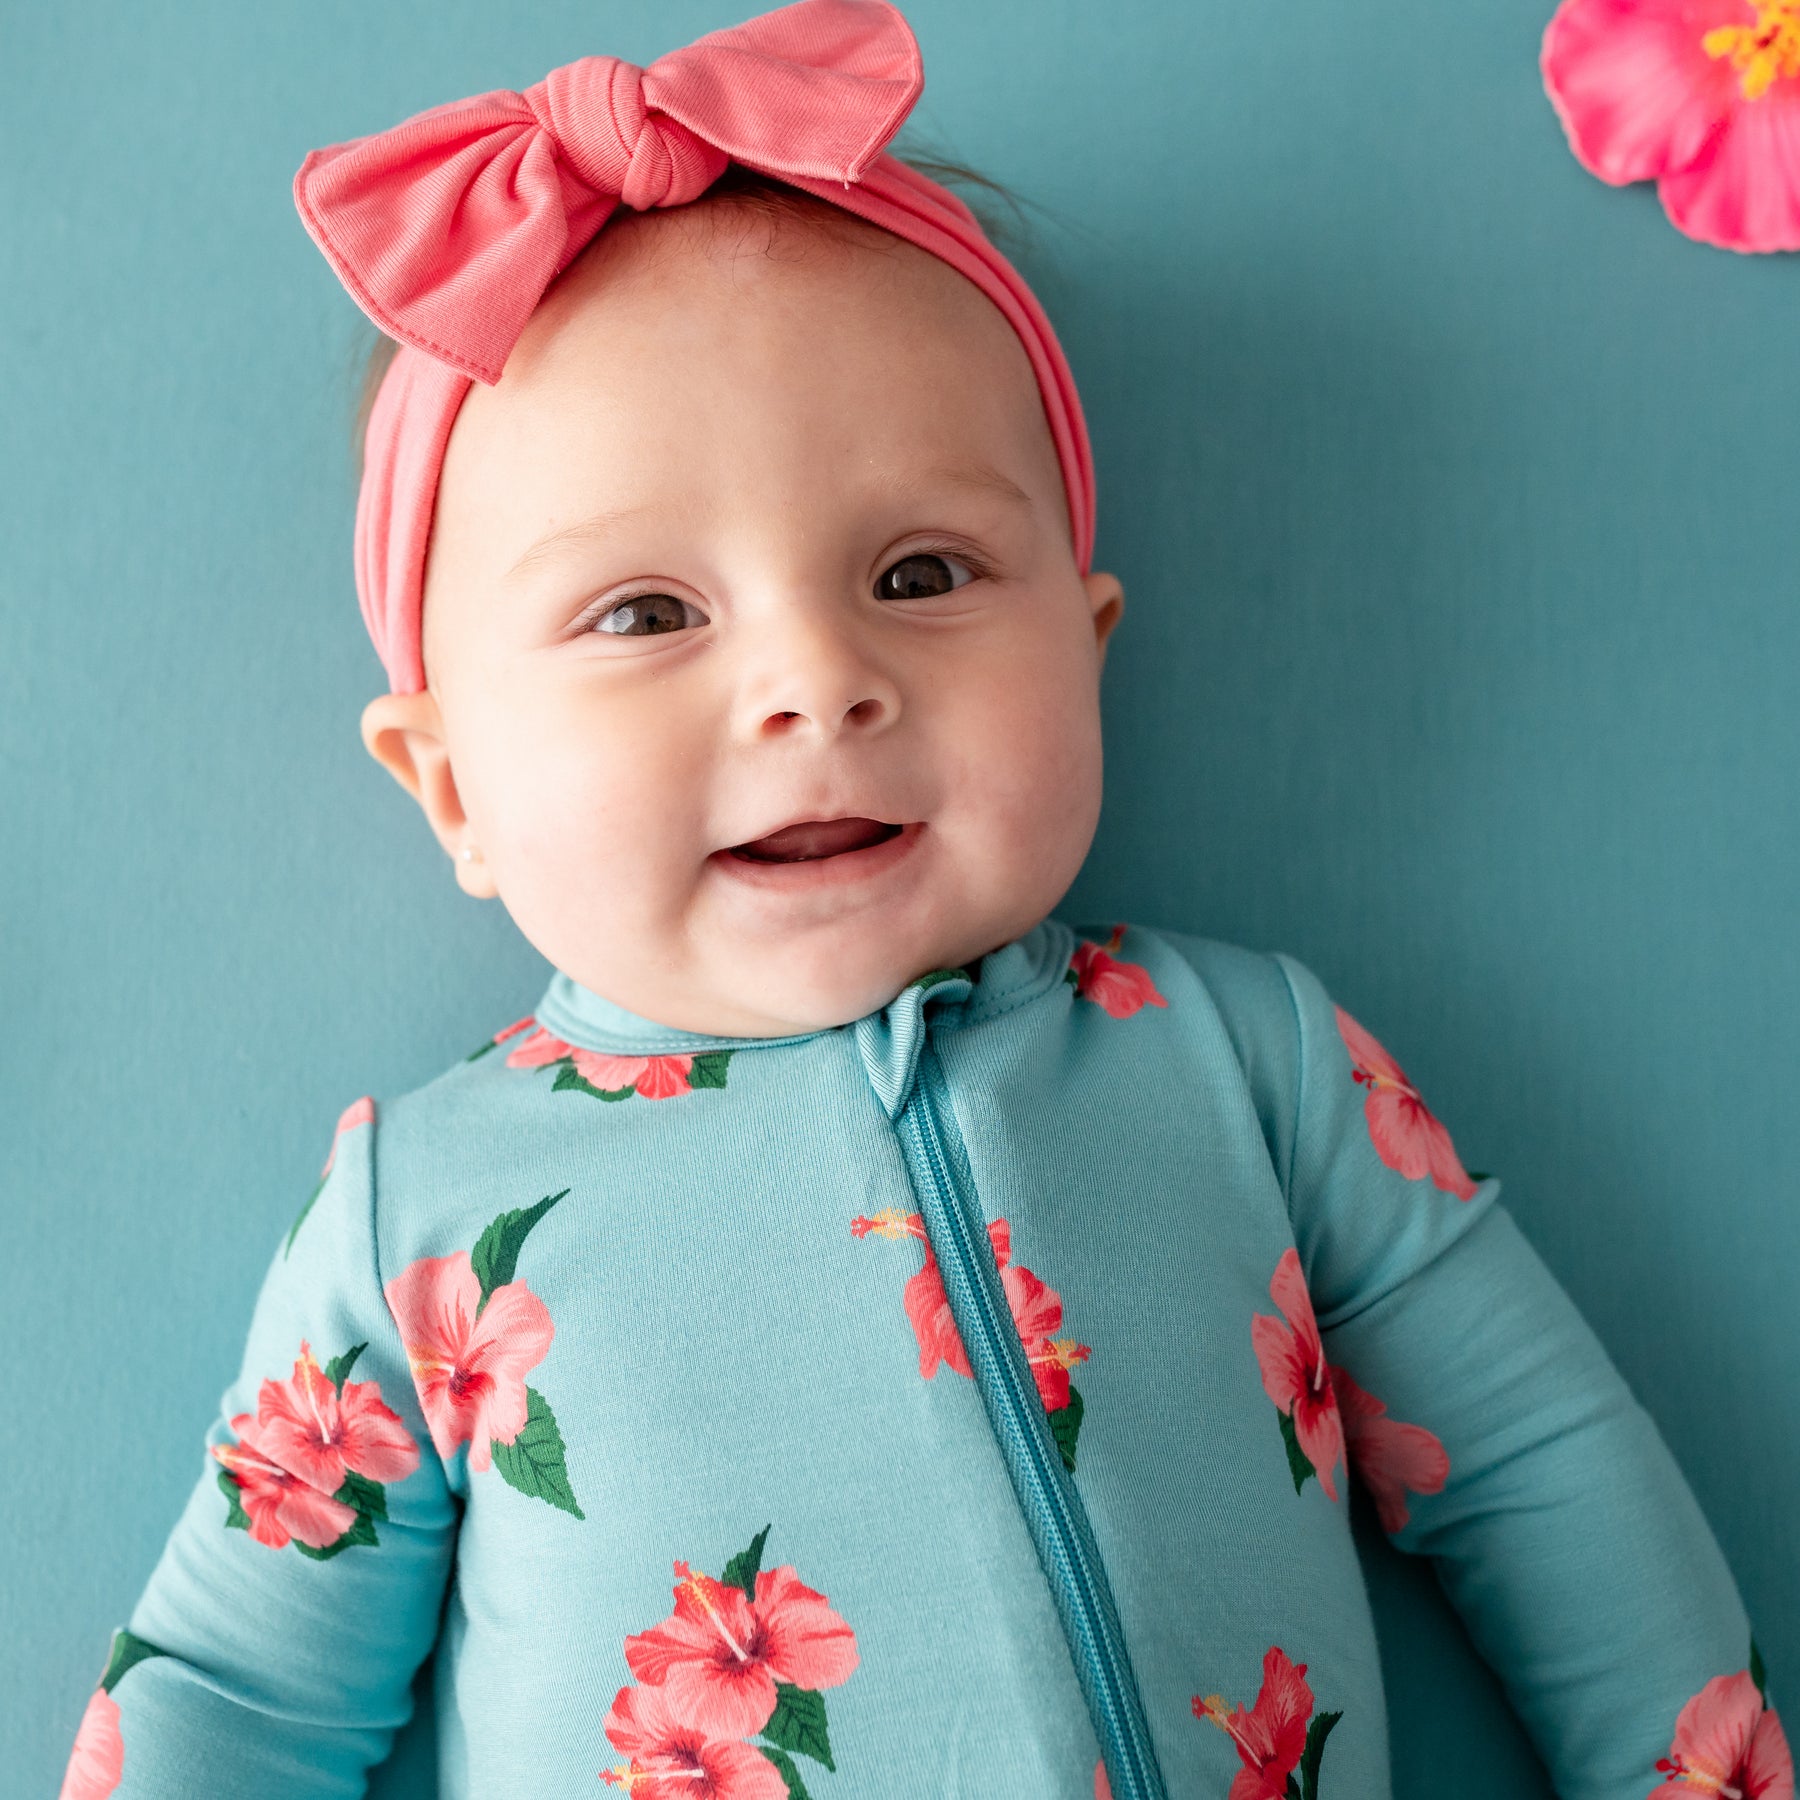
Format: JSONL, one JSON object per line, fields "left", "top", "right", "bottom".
{"left": 62, "top": 1106, "right": 456, "bottom": 1798}
{"left": 1267, "top": 953, "right": 1768, "bottom": 1800}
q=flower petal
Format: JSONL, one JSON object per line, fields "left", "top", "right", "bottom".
{"left": 1660, "top": 86, "right": 1800, "bottom": 250}
{"left": 1542, "top": 0, "right": 1742, "bottom": 184}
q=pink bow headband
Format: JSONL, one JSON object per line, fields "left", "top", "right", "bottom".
{"left": 294, "top": 0, "right": 1096, "bottom": 695}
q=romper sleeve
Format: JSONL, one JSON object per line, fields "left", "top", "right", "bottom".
{"left": 1269, "top": 953, "right": 1782, "bottom": 1800}
{"left": 59, "top": 1100, "right": 457, "bottom": 1800}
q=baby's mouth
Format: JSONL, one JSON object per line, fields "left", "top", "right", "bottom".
{"left": 728, "top": 818, "right": 904, "bottom": 863}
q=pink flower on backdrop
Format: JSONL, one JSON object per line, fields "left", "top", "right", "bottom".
{"left": 383, "top": 1253, "right": 553, "bottom": 1469}
{"left": 1653, "top": 1670, "right": 1793, "bottom": 1799}
{"left": 213, "top": 1421, "right": 358, "bottom": 1550}
{"left": 248, "top": 1342, "right": 418, "bottom": 1496}
{"left": 320, "top": 1096, "right": 374, "bottom": 1178}
{"left": 1194, "top": 1646, "right": 1315, "bottom": 1800}
{"left": 58, "top": 1689, "right": 123, "bottom": 1800}
{"left": 1070, "top": 926, "right": 1169, "bottom": 1019}
{"left": 600, "top": 1680, "right": 788, "bottom": 1799}
{"left": 504, "top": 1025, "right": 695, "bottom": 1099}
{"left": 1334, "top": 1006, "right": 1478, "bottom": 1200}
{"left": 1542, "top": 0, "right": 1800, "bottom": 251}
{"left": 625, "top": 1561, "right": 859, "bottom": 1741}
{"left": 1329, "top": 1364, "right": 1450, "bottom": 1532}
{"left": 1252, "top": 1249, "right": 1345, "bottom": 1501}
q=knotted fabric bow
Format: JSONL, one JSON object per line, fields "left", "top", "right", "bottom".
{"left": 295, "top": 0, "right": 1095, "bottom": 693}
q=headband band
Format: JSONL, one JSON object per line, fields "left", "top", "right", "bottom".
{"left": 295, "top": 0, "right": 1095, "bottom": 693}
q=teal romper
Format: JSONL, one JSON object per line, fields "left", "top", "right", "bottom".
{"left": 66, "top": 922, "right": 1771, "bottom": 1800}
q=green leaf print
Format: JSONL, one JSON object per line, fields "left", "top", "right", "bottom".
{"left": 1751, "top": 1635, "right": 1768, "bottom": 1702}
{"left": 100, "top": 1628, "right": 166, "bottom": 1694}
{"left": 323, "top": 1343, "right": 367, "bottom": 1393}
{"left": 296, "top": 1507, "right": 380, "bottom": 1561}
{"left": 471, "top": 1189, "right": 568, "bottom": 1313}
{"left": 760, "top": 1744, "right": 814, "bottom": 1800}
{"left": 336, "top": 1468, "right": 388, "bottom": 1523}
{"left": 687, "top": 1049, "right": 733, "bottom": 1090}
{"left": 762, "top": 1681, "right": 836, "bottom": 1771}
{"left": 283, "top": 1175, "right": 327, "bottom": 1260}
{"left": 1279, "top": 1408, "right": 1315, "bottom": 1496}
{"left": 218, "top": 1467, "right": 251, "bottom": 1532}
{"left": 721, "top": 1524, "right": 771, "bottom": 1600}
{"left": 912, "top": 967, "right": 972, "bottom": 993}
{"left": 1049, "top": 1385, "right": 1085, "bottom": 1474}
{"left": 490, "top": 1386, "right": 585, "bottom": 1518}
{"left": 1298, "top": 1709, "right": 1341, "bottom": 1800}
{"left": 552, "top": 1063, "right": 633, "bottom": 1101}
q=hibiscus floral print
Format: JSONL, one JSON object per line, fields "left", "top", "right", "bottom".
{"left": 1252, "top": 1250, "right": 1345, "bottom": 1501}
{"left": 1329, "top": 1365, "right": 1449, "bottom": 1532}
{"left": 1252, "top": 1249, "right": 1450, "bottom": 1526}
{"left": 1194, "top": 1645, "right": 1342, "bottom": 1800}
{"left": 853, "top": 1208, "right": 1093, "bottom": 1471}
{"left": 1333, "top": 1006, "right": 1477, "bottom": 1200}
{"left": 1652, "top": 1645, "right": 1793, "bottom": 1800}
{"left": 283, "top": 1094, "right": 376, "bottom": 1257}
{"left": 385, "top": 1188, "right": 583, "bottom": 1517}
{"left": 603, "top": 1524, "right": 859, "bottom": 1796}
{"left": 213, "top": 1340, "right": 419, "bottom": 1556}
{"left": 496, "top": 1018, "right": 732, "bottom": 1102}
{"left": 59, "top": 1630, "right": 166, "bottom": 1800}
{"left": 1067, "top": 925, "right": 1168, "bottom": 1019}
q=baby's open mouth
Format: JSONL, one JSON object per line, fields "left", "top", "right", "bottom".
{"left": 728, "top": 818, "right": 904, "bottom": 863}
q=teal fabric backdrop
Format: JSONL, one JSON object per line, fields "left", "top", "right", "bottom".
{"left": 5, "top": 2, "right": 1794, "bottom": 1793}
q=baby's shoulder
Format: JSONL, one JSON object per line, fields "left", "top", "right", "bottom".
{"left": 1069, "top": 919, "right": 1304, "bottom": 1045}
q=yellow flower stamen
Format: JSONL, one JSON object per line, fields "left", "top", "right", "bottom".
{"left": 1704, "top": 0, "right": 1800, "bottom": 100}
{"left": 854, "top": 1207, "right": 922, "bottom": 1239}
{"left": 675, "top": 1564, "right": 750, "bottom": 1663}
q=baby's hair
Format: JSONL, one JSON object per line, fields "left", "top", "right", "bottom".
{"left": 350, "top": 150, "right": 1025, "bottom": 474}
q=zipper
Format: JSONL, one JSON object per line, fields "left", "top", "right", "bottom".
{"left": 895, "top": 1040, "right": 1168, "bottom": 1800}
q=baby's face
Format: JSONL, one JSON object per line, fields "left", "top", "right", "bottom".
{"left": 368, "top": 203, "right": 1121, "bottom": 1036}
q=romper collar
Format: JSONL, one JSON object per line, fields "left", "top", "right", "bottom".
{"left": 530, "top": 916, "right": 1075, "bottom": 1083}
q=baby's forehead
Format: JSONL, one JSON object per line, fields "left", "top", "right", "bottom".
{"left": 487, "top": 192, "right": 1051, "bottom": 455}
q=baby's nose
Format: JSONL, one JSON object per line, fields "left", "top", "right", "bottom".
{"left": 740, "top": 613, "right": 902, "bottom": 741}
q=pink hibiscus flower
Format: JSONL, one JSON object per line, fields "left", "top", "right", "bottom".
{"left": 601, "top": 1681, "right": 788, "bottom": 1799}
{"left": 1251, "top": 1249, "right": 1345, "bottom": 1501}
{"left": 320, "top": 1095, "right": 374, "bottom": 1179}
{"left": 59, "top": 1688, "right": 123, "bottom": 1800}
{"left": 383, "top": 1253, "right": 554, "bottom": 1470}
{"left": 1070, "top": 926, "right": 1169, "bottom": 1019}
{"left": 1542, "top": 0, "right": 1800, "bottom": 252}
{"left": 505, "top": 1025, "right": 694, "bottom": 1099}
{"left": 1194, "top": 1645, "right": 1316, "bottom": 1800}
{"left": 1653, "top": 1670, "right": 1793, "bottom": 1799}
{"left": 246, "top": 1341, "right": 418, "bottom": 1496}
{"left": 1328, "top": 1364, "right": 1450, "bottom": 1532}
{"left": 893, "top": 1216, "right": 1092, "bottom": 1410}
{"left": 1333, "top": 1006, "right": 1477, "bottom": 1200}
{"left": 1095, "top": 1760, "right": 1113, "bottom": 1800}
{"left": 213, "top": 1419, "right": 359, "bottom": 1550}
{"left": 624, "top": 1561, "right": 859, "bottom": 1741}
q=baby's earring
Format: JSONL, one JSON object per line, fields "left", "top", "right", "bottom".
{"left": 459, "top": 845, "right": 483, "bottom": 864}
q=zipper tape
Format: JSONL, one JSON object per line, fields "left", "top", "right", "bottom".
{"left": 896, "top": 1043, "right": 1168, "bottom": 1800}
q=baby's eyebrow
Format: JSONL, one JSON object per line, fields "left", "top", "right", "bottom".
{"left": 505, "top": 507, "right": 656, "bottom": 582}
{"left": 904, "top": 461, "right": 1036, "bottom": 512}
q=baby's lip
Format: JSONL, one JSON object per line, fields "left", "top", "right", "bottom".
{"left": 728, "top": 817, "right": 904, "bottom": 863}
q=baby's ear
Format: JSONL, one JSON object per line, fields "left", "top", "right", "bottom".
{"left": 360, "top": 693, "right": 497, "bottom": 898}
{"left": 1085, "top": 571, "right": 1125, "bottom": 662}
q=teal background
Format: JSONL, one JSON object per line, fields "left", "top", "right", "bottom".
{"left": 4, "top": 0, "right": 1794, "bottom": 1792}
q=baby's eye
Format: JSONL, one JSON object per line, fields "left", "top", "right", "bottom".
{"left": 873, "top": 552, "right": 975, "bottom": 601}
{"left": 593, "top": 593, "right": 709, "bottom": 636}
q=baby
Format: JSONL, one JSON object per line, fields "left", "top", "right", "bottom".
{"left": 60, "top": 4, "right": 1789, "bottom": 1799}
